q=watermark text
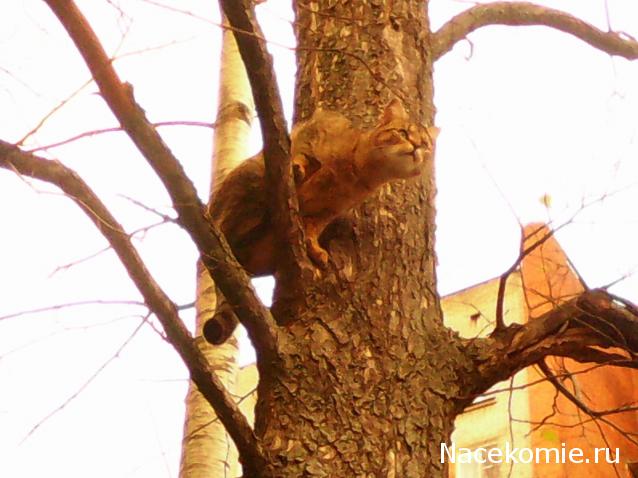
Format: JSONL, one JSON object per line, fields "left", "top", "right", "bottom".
{"left": 441, "top": 442, "right": 619, "bottom": 465}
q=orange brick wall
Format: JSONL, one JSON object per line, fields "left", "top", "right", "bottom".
{"left": 522, "top": 224, "right": 638, "bottom": 477}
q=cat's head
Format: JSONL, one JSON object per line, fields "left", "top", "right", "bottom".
{"left": 357, "top": 99, "right": 439, "bottom": 185}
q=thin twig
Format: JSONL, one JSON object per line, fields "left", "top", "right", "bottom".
{"left": 50, "top": 219, "right": 170, "bottom": 277}
{"left": 27, "top": 121, "right": 216, "bottom": 153}
{"left": 0, "top": 299, "right": 146, "bottom": 322}
{"left": 17, "top": 78, "right": 93, "bottom": 146}
{"left": 539, "top": 359, "right": 638, "bottom": 451}
{"left": 21, "top": 316, "right": 147, "bottom": 443}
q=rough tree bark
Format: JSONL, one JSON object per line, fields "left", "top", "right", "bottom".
{"left": 246, "top": 2, "right": 471, "bottom": 476}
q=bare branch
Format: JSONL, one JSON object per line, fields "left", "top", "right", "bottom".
{"left": 0, "top": 142, "right": 268, "bottom": 471}
{"left": 539, "top": 360, "right": 638, "bottom": 450}
{"left": 559, "top": 347, "right": 638, "bottom": 369}
{"left": 432, "top": 2, "right": 638, "bottom": 61}
{"left": 17, "top": 77, "right": 93, "bottom": 146}
{"left": 51, "top": 219, "right": 170, "bottom": 276}
{"left": 0, "top": 299, "right": 145, "bottom": 322}
{"left": 493, "top": 223, "right": 558, "bottom": 331}
{"left": 28, "top": 121, "right": 216, "bottom": 153}
{"left": 473, "top": 289, "right": 638, "bottom": 392}
{"left": 219, "top": 0, "right": 314, "bottom": 320}
{"left": 21, "top": 316, "right": 146, "bottom": 443}
{"left": 41, "top": 0, "right": 280, "bottom": 367}
{"left": 118, "top": 194, "right": 177, "bottom": 223}
{"left": 493, "top": 194, "right": 616, "bottom": 332}
{"left": 476, "top": 360, "right": 632, "bottom": 399}
{"left": 182, "top": 385, "right": 258, "bottom": 442}
{"left": 537, "top": 360, "right": 599, "bottom": 420}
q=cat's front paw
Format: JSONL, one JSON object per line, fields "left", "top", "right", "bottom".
{"left": 307, "top": 239, "right": 330, "bottom": 269}
{"left": 293, "top": 162, "right": 306, "bottom": 184}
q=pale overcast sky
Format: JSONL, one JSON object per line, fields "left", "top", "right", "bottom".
{"left": 0, "top": 1, "right": 637, "bottom": 477}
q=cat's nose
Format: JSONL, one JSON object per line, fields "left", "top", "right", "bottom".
{"left": 414, "top": 146, "right": 426, "bottom": 164}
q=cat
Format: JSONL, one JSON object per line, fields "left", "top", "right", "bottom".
{"left": 203, "top": 99, "right": 438, "bottom": 344}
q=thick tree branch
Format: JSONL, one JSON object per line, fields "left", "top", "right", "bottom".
{"left": 559, "top": 348, "right": 638, "bottom": 369}
{"left": 0, "top": 142, "right": 268, "bottom": 472}
{"left": 219, "top": 0, "right": 314, "bottom": 320}
{"left": 42, "top": 0, "right": 280, "bottom": 364}
{"left": 432, "top": 2, "right": 638, "bottom": 61}
{"left": 470, "top": 289, "right": 638, "bottom": 395}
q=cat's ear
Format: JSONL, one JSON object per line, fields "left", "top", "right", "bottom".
{"left": 379, "top": 98, "right": 408, "bottom": 124}
{"left": 427, "top": 126, "right": 440, "bottom": 142}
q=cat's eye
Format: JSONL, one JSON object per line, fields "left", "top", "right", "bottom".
{"left": 395, "top": 129, "right": 409, "bottom": 140}
{"left": 378, "top": 129, "right": 409, "bottom": 144}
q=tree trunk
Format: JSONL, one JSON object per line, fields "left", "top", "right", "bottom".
{"left": 253, "top": 2, "right": 474, "bottom": 476}
{"left": 179, "top": 22, "right": 254, "bottom": 478}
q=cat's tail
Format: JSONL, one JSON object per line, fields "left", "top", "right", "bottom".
{"left": 202, "top": 293, "right": 238, "bottom": 345}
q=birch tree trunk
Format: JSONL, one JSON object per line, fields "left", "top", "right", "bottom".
{"left": 179, "top": 21, "right": 254, "bottom": 478}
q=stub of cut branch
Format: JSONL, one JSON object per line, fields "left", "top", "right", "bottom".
{"left": 42, "top": 0, "right": 280, "bottom": 365}
{"left": 219, "top": 0, "right": 315, "bottom": 321}
{"left": 0, "top": 141, "right": 268, "bottom": 472}
{"left": 432, "top": 2, "right": 638, "bottom": 61}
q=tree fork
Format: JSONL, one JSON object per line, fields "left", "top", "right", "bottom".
{"left": 0, "top": 142, "right": 268, "bottom": 474}
{"left": 219, "top": 0, "right": 316, "bottom": 325}
{"left": 42, "top": 0, "right": 281, "bottom": 364}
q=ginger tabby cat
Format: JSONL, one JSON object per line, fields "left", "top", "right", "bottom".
{"left": 203, "top": 99, "right": 438, "bottom": 344}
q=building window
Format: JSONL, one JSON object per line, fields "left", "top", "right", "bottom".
{"left": 454, "top": 444, "right": 502, "bottom": 478}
